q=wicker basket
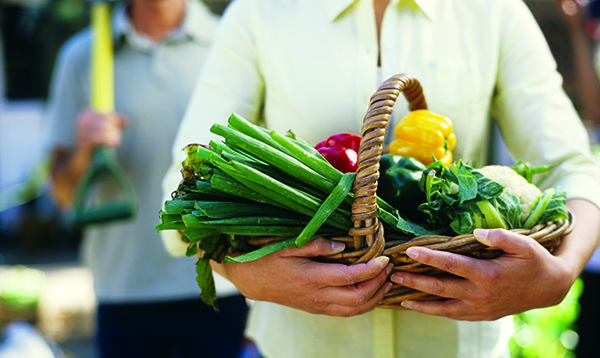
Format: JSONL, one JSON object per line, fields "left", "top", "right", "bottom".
{"left": 323, "top": 73, "right": 575, "bottom": 308}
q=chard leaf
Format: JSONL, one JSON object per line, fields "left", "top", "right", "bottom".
{"left": 440, "top": 192, "right": 458, "bottom": 206}
{"left": 523, "top": 189, "right": 555, "bottom": 228}
{"left": 470, "top": 167, "right": 504, "bottom": 201}
{"left": 201, "top": 234, "right": 232, "bottom": 263}
{"left": 186, "top": 241, "right": 198, "bottom": 257}
{"left": 195, "top": 257, "right": 218, "bottom": 311}
{"left": 453, "top": 163, "right": 477, "bottom": 203}
{"left": 377, "top": 208, "right": 440, "bottom": 236}
{"left": 494, "top": 192, "right": 522, "bottom": 229}
{"left": 450, "top": 210, "right": 478, "bottom": 235}
{"left": 476, "top": 200, "right": 508, "bottom": 230}
{"left": 536, "top": 188, "right": 569, "bottom": 225}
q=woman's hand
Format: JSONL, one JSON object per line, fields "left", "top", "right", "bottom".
{"left": 391, "top": 229, "right": 573, "bottom": 320}
{"left": 390, "top": 199, "right": 600, "bottom": 321}
{"left": 219, "top": 237, "right": 393, "bottom": 317}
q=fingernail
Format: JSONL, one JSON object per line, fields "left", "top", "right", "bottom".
{"left": 385, "top": 282, "right": 393, "bottom": 294}
{"left": 401, "top": 301, "right": 413, "bottom": 310}
{"left": 375, "top": 256, "right": 390, "bottom": 268}
{"left": 473, "top": 229, "right": 491, "bottom": 246}
{"left": 331, "top": 241, "right": 345, "bottom": 252}
{"left": 391, "top": 273, "right": 403, "bottom": 285}
{"left": 406, "top": 247, "right": 419, "bottom": 260}
{"left": 385, "top": 264, "right": 393, "bottom": 276}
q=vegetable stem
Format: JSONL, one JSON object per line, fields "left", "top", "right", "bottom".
{"left": 476, "top": 200, "right": 508, "bottom": 230}
{"left": 294, "top": 173, "right": 355, "bottom": 247}
{"left": 523, "top": 188, "right": 555, "bottom": 228}
{"left": 210, "top": 123, "right": 336, "bottom": 194}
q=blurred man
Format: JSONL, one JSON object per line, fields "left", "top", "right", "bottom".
{"left": 44, "top": 1, "right": 248, "bottom": 357}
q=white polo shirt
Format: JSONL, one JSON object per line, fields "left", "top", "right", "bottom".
{"left": 44, "top": 0, "right": 239, "bottom": 303}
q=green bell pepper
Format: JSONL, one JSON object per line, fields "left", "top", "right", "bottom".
{"left": 377, "top": 153, "right": 428, "bottom": 223}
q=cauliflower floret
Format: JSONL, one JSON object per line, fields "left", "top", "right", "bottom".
{"left": 477, "top": 165, "right": 542, "bottom": 222}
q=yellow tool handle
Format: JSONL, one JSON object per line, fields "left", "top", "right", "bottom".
{"left": 73, "top": 1, "right": 137, "bottom": 226}
{"left": 91, "top": 2, "right": 114, "bottom": 112}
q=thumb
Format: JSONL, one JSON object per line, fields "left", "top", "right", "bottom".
{"left": 280, "top": 237, "right": 346, "bottom": 258}
{"left": 473, "top": 228, "right": 539, "bottom": 257}
{"left": 116, "top": 113, "right": 129, "bottom": 128}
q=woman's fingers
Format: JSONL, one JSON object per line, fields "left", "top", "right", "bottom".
{"left": 473, "top": 228, "right": 540, "bottom": 258}
{"left": 224, "top": 237, "right": 394, "bottom": 316}
{"left": 281, "top": 237, "right": 392, "bottom": 288}
{"left": 278, "top": 236, "right": 346, "bottom": 258}
{"left": 317, "top": 262, "right": 393, "bottom": 304}
{"left": 388, "top": 228, "right": 575, "bottom": 320}
{"left": 319, "top": 279, "right": 393, "bottom": 317}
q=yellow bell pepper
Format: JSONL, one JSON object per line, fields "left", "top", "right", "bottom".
{"left": 389, "top": 109, "right": 456, "bottom": 166}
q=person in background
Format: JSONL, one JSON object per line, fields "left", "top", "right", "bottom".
{"left": 557, "top": 0, "right": 600, "bottom": 357}
{"left": 44, "top": 1, "right": 248, "bottom": 357}
{"left": 161, "top": 0, "right": 600, "bottom": 357}
{"left": 558, "top": 0, "right": 600, "bottom": 124}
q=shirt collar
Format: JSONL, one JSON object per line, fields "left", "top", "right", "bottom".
{"left": 111, "top": 0, "right": 214, "bottom": 49}
{"left": 325, "top": 0, "right": 435, "bottom": 22}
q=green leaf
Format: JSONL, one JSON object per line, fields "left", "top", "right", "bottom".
{"left": 476, "top": 200, "right": 508, "bottom": 230}
{"left": 194, "top": 201, "right": 296, "bottom": 219}
{"left": 294, "top": 173, "right": 354, "bottom": 247}
{"left": 536, "top": 188, "right": 569, "bottom": 225}
{"left": 523, "top": 189, "right": 555, "bottom": 229}
{"left": 495, "top": 192, "right": 522, "bottom": 229}
{"left": 154, "top": 222, "right": 187, "bottom": 232}
{"left": 164, "top": 200, "right": 196, "bottom": 214}
{"left": 470, "top": 166, "right": 503, "bottom": 201}
{"left": 225, "top": 238, "right": 297, "bottom": 263}
{"left": 182, "top": 229, "right": 220, "bottom": 245}
{"left": 450, "top": 209, "right": 479, "bottom": 235}
{"left": 377, "top": 208, "right": 440, "bottom": 236}
{"left": 195, "top": 257, "right": 218, "bottom": 311}
{"left": 452, "top": 163, "right": 477, "bottom": 203}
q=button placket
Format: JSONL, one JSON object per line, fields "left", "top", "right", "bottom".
{"left": 355, "top": 0, "right": 379, "bottom": 131}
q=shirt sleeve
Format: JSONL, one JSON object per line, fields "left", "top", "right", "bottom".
{"left": 43, "top": 33, "right": 90, "bottom": 153}
{"left": 160, "top": 0, "right": 266, "bottom": 255}
{"left": 491, "top": 0, "right": 600, "bottom": 209}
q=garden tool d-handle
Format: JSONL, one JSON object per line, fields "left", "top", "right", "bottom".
{"left": 73, "top": 0, "right": 136, "bottom": 226}
{"left": 73, "top": 146, "right": 136, "bottom": 225}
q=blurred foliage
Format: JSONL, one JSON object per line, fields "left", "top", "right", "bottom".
{"left": 0, "top": 265, "right": 46, "bottom": 311}
{"left": 0, "top": 0, "right": 89, "bottom": 99}
{"left": 510, "top": 278, "right": 583, "bottom": 358}
{"left": 592, "top": 143, "right": 600, "bottom": 159}
{"left": 0, "top": 265, "right": 46, "bottom": 329}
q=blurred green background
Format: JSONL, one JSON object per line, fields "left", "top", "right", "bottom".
{"left": 510, "top": 279, "right": 582, "bottom": 358}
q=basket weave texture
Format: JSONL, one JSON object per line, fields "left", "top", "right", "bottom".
{"left": 324, "top": 74, "right": 574, "bottom": 308}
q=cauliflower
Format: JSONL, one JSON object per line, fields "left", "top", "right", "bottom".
{"left": 476, "top": 165, "right": 542, "bottom": 222}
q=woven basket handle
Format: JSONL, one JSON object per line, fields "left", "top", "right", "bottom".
{"left": 349, "top": 74, "right": 427, "bottom": 262}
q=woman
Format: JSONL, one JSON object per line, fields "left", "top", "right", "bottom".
{"left": 163, "top": 0, "right": 600, "bottom": 356}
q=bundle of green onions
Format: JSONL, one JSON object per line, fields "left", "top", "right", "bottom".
{"left": 156, "top": 113, "right": 430, "bottom": 309}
